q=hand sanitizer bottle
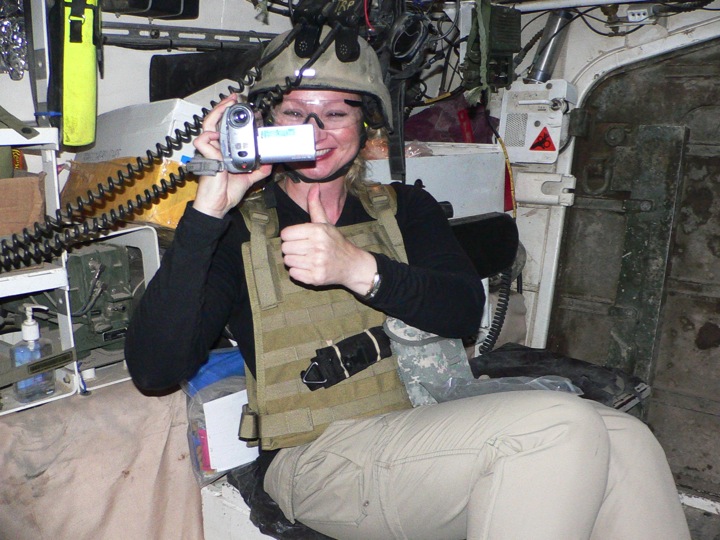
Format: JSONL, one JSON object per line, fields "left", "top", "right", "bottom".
{"left": 12, "top": 304, "right": 55, "bottom": 403}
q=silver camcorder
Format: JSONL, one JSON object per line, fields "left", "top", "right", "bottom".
{"left": 219, "top": 103, "right": 316, "bottom": 173}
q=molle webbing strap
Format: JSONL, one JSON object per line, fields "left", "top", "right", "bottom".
{"left": 240, "top": 196, "right": 282, "bottom": 309}
{"left": 359, "top": 184, "right": 408, "bottom": 264}
{"left": 259, "top": 384, "right": 408, "bottom": 439}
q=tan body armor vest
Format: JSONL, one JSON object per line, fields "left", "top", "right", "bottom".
{"left": 238, "top": 184, "right": 413, "bottom": 450}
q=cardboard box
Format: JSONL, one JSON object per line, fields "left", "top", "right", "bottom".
{"left": 63, "top": 159, "right": 196, "bottom": 230}
{"left": 0, "top": 173, "right": 46, "bottom": 238}
{"left": 67, "top": 99, "right": 205, "bottom": 229}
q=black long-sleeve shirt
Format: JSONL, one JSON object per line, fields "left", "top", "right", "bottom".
{"left": 124, "top": 180, "right": 485, "bottom": 392}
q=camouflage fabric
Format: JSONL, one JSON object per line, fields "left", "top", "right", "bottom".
{"left": 383, "top": 317, "right": 474, "bottom": 407}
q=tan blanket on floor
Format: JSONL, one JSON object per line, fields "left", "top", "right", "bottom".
{"left": 0, "top": 380, "right": 203, "bottom": 540}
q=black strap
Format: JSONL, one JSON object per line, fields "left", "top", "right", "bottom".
{"left": 68, "top": 0, "right": 87, "bottom": 44}
{"left": 387, "top": 80, "right": 406, "bottom": 183}
{"left": 262, "top": 181, "right": 278, "bottom": 209}
{"left": 301, "top": 327, "right": 391, "bottom": 390}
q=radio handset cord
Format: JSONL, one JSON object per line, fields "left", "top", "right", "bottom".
{"left": 0, "top": 24, "right": 340, "bottom": 273}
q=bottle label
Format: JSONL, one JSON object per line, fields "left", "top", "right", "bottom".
{"left": 26, "top": 349, "right": 76, "bottom": 375}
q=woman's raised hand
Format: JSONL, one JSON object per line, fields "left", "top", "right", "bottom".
{"left": 280, "top": 184, "right": 378, "bottom": 295}
{"left": 191, "top": 95, "right": 273, "bottom": 219}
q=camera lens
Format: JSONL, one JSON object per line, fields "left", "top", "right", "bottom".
{"left": 229, "top": 106, "right": 250, "bottom": 127}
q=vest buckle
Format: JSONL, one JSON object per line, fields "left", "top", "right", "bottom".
{"left": 238, "top": 403, "right": 259, "bottom": 442}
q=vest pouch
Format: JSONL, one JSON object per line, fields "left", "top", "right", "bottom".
{"left": 383, "top": 317, "right": 474, "bottom": 407}
{"left": 301, "top": 327, "right": 392, "bottom": 390}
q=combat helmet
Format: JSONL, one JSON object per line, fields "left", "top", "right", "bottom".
{"left": 249, "top": 28, "right": 393, "bottom": 131}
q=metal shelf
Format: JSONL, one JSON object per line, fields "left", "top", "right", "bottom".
{"left": 1, "top": 129, "right": 162, "bottom": 411}
{"left": 0, "top": 127, "right": 78, "bottom": 413}
{"left": 0, "top": 127, "right": 58, "bottom": 148}
{"left": 0, "top": 263, "right": 68, "bottom": 297}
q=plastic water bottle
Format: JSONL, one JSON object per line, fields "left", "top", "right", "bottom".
{"left": 11, "top": 304, "right": 55, "bottom": 403}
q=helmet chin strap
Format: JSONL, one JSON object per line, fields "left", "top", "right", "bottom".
{"left": 284, "top": 159, "right": 354, "bottom": 184}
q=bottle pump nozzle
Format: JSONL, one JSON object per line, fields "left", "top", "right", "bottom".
{"left": 21, "top": 304, "right": 48, "bottom": 342}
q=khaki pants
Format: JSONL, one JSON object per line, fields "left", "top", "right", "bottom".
{"left": 265, "top": 391, "right": 690, "bottom": 540}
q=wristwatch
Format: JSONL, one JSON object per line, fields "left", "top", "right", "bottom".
{"left": 362, "top": 272, "right": 382, "bottom": 300}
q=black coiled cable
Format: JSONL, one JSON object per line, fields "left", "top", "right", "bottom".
{"left": 477, "top": 268, "right": 512, "bottom": 355}
{"left": 0, "top": 23, "right": 343, "bottom": 273}
{"left": 0, "top": 111, "right": 210, "bottom": 271}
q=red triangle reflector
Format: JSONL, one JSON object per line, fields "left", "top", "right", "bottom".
{"left": 530, "top": 127, "right": 556, "bottom": 151}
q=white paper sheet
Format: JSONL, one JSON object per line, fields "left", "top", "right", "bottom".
{"left": 203, "top": 390, "right": 259, "bottom": 471}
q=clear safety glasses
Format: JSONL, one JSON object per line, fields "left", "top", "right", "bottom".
{"left": 271, "top": 98, "right": 363, "bottom": 130}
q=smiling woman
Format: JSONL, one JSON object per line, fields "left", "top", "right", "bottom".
{"left": 124, "top": 27, "right": 691, "bottom": 540}
{"left": 272, "top": 90, "right": 366, "bottom": 185}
